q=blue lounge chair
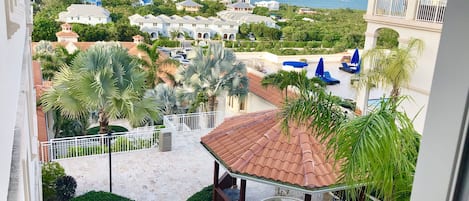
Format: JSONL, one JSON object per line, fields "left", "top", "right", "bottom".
{"left": 339, "top": 62, "right": 358, "bottom": 74}
{"left": 319, "top": 71, "right": 340, "bottom": 85}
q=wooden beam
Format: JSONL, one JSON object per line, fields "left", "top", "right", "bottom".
{"left": 213, "top": 161, "right": 219, "bottom": 201}
{"left": 240, "top": 179, "right": 246, "bottom": 201}
{"left": 304, "top": 194, "right": 312, "bottom": 201}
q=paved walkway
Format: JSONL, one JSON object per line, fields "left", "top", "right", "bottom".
{"left": 58, "top": 130, "right": 283, "bottom": 201}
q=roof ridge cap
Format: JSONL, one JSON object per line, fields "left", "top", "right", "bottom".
{"left": 299, "top": 130, "right": 316, "bottom": 187}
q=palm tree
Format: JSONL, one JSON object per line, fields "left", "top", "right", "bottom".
{"left": 177, "top": 43, "right": 248, "bottom": 112}
{"left": 33, "top": 42, "right": 80, "bottom": 80}
{"left": 261, "top": 70, "right": 325, "bottom": 101}
{"left": 359, "top": 38, "right": 424, "bottom": 103}
{"left": 137, "top": 42, "right": 159, "bottom": 88}
{"left": 41, "top": 44, "right": 160, "bottom": 134}
{"left": 280, "top": 77, "right": 420, "bottom": 200}
{"left": 146, "top": 83, "right": 178, "bottom": 115}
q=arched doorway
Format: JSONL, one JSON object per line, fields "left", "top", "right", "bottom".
{"left": 177, "top": 32, "right": 185, "bottom": 39}
{"left": 150, "top": 32, "right": 158, "bottom": 39}
{"left": 223, "top": 34, "right": 228, "bottom": 40}
{"left": 197, "top": 33, "right": 202, "bottom": 39}
{"left": 203, "top": 33, "right": 210, "bottom": 39}
{"left": 229, "top": 34, "right": 235, "bottom": 41}
{"left": 375, "top": 28, "right": 399, "bottom": 49}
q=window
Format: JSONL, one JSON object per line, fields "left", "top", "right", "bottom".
{"left": 218, "top": 25, "right": 222, "bottom": 28}
{"left": 239, "top": 97, "right": 246, "bottom": 111}
{"left": 230, "top": 25, "right": 234, "bottom": 28}
{"left": 139, "top": 22, "right": 143, "bottom": 26}
{"left": 179, "top": 23, "right": 183, "bottom": 27}
{"left": 192, "top": 24, "right": 196, "bottom": 27}
{"left": 153, "top": 23, "right": 157, "bottom": 26}
{"left": 205, "top": 24, "right": 208, "bottom": 28}
{"left": 89, "top": 17, "right": 91, "bottom": 21}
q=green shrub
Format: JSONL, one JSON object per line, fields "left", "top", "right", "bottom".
{"left": 55, "top": 175, "right": 77, "bottom": 201}
{"left": 187, "top": 185, "right": 213, "bottom": 201}
{"left": 86, "top": 125, "right": 129, "bottom": 135}
{"left": 71, "top": 191, "right": 134, "bottom": 201}
{"left": 42, "top": 162, "right": 66, "bottom": 201}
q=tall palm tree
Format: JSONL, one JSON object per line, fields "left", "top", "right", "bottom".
{"left": 41, "top": 44, "right": 160, "bottom": 134}
{"left": 137, "top": 42, "right": 159, "bottom": 88}
{"left": 177, "top": 43, "right": 248, "bottom": 112}
{"left": 280, "top": 77, "right": 420, "bottom": 200}
{"left": 359, "top": 38, "right": 424, "bottom": 102}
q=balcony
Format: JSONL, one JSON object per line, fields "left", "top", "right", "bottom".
{"left": 372, "top": 0, "right": 447, "bottom": 24}
{"left": 374, "top": 0, "right": 408, "bottom": 18}
{"left": 416, "top": 0, "right": 446, "bottom": 23}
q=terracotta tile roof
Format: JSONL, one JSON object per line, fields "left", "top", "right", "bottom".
{"left": 248, "top": 73, "right": 297, "bottom": 107}
{"left": 201, "top": 110, "right": 339, "bottom": 189}
{"left": 55, "top": 31, "right": 79, "bottom": 37}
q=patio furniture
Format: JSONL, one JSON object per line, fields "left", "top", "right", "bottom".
{"left": 320, "top": 71, "right": 340, "bottom": 85}
{"left": 338, "top": 62, "right": 358, "bottom": 74}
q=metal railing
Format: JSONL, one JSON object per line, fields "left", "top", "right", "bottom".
{"left": 40, "top": 126, "right": 159, "bottom": 162}
{"left": 163, "top": 111, "right": 224, "bottom": 133}
{"left": 374, "top": 0, "right": 408, "bottom": 18}
{"left": 416, "top": 0, "right": 446, "bottom": 23}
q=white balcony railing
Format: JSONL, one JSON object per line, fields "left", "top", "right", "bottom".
{"left": 163, "top": 111, "right": 224, "bottom": 133}
{"left": 416, "top": 0, "right": 446, "bottom": 23}
{"left": 374, "top": 0, "right": 408, "bottom": 18}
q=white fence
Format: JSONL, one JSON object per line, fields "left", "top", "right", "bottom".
{"left": 40, "top": 126, "right": 159, "bottom": 162}
{"left": 374, "top": 0, "right": 408, "bottom": 18}
{"left": 40, "top": 111, "right": 224, "bottom": 162}
{"left": 416, "top": 0, "right": 446, "bottom": 23}
{"left": 163, "top": 111, "right": 224, "bottom": 133}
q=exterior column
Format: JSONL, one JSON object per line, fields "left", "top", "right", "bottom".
{"left": 239, "top": 179, "right": 246, "bottom": 201}
{"left": 304, "top": 194, "right": 312, "bottom": 201}
{"left": 366, "top": 0, "right": 376, "bottom": 16}
{"left": 355, "top": 31, "right": 377, "bottom": 115}
{"left": 212, "top": 161, "right": 219, "bottom": 201}
{"left": 405, "top": 0, "right": 419, "bottom": 20}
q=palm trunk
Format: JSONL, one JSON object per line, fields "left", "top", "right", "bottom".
{"left": 208, "top": 96, "right": 216, "bottom": 112}
{"left": 390, "top": 85, "right": 400, "bottom": 104}
{"left": 98, "top": 109, "right": 109, "bottom": 134}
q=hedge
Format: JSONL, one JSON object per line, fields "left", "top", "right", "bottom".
{"left": 86, "top": 125, "right": 129, "bottom": 135}
{"left": 71, "top": 191, "right": 134, "bottom": 201}
{"left": 187, "top": 185, "right": 213, "bottom": 201}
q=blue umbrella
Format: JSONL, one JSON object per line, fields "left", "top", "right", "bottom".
{"left": 351, "top": 48, "right": 360, "bottom": 65}
{"left": 315, "top": 58, "right": 324, "bottom": 77}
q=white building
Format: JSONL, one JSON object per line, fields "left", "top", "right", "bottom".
{"left": 356, "top": 0, "right": 446, "bottom": 133}
{"left": 175, "top": 0, "right": 202, "bottom": 12}
{"left": 1, "top": 0, "right": 42, "bottom": 200}
{"left": 58, "top": 4, "right": 111, "bottom": 25}
{"left": 217, "top": 11, "right": 278, "bottom": 28}
{"left": 226, "top": 1, "right": 254, "bottom": 13}
{"left": 129, "top": 14, "right": 239, "bottom": 40}
{"left": 254, "top": 0, "right": 279, "bottom": 11}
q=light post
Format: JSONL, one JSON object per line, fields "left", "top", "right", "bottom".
{"left": 107, "top": 131, "right": 112, "bottom": 193}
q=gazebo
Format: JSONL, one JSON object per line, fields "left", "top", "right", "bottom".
{"left": 200, "top": 110, "right": 347, "bottom": 201}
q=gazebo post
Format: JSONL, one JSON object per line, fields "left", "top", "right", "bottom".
{"left": 304, "top": 194, "right": 312, "bottom": 201}
{"left": 239, "top": 179, "right": 246, "bottom": 201}
{"left": 213, "top": 161, "right": 219, "bottom": 201}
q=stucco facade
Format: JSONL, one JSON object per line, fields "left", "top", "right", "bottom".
{"left": 58, "top": 4, "right": 111, "bottom": 25}
{"left": 0, "top": 0, "right": 42, "bottom": 200}
{"left": 356, "top": 0, "right": 445, "bottom": 133}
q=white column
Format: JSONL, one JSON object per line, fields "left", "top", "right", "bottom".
{"left": 355, "top": 30, "right": 377, "bottom": 115}
{"left": 366, "top": 0, "right": 377, "bottom": 16}
{"left": 405, "top": 0, "right": 419, "bottom": 20}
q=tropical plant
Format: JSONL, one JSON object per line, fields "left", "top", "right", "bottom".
{"left": 34, "top": 42, "right": 80, "bottom": 80}
{"left": 42, "top": 162, "right": 66, "bottom": 201}
{"left": 177, "top": 43, "right": 249, "bottom": 112}
{"left": 137, "top": 42, "right": 160, "bottom": 88}
{"left": 280, "top": 77, "right": 421, "bottom": 200}
{"left": 41, "top": 44, "right": 160, "bottom": 134}
{"left": 146, "top": 83, "right": 179, "bottom": 115}
{"left": 55, "top": 175, "right": 77, "bottom": 201}
{"left": 52, "top": 110, "right": 89, "bottom": 138}
{"left": 261, "top": 70, "right": 324, "bottom": 101}
{"left": 358, "top": 38, "right": 424, "bottom": 103}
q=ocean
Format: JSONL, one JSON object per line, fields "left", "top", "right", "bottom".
{"left": 250, "top": 0, "right": 369, "bottom": 10}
